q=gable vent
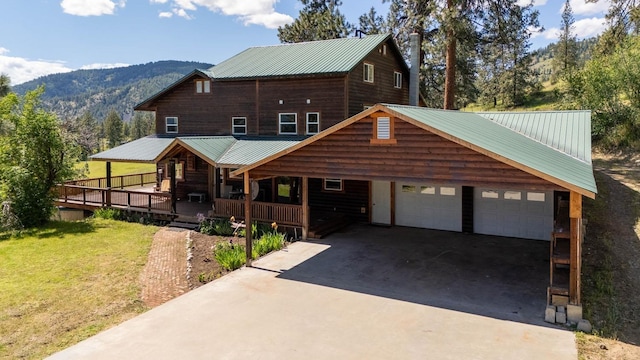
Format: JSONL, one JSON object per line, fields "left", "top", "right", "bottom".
{"left": 377, "top": 117, "right": 391, "bottom": 139}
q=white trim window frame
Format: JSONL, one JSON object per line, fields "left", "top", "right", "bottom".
{"left": 323, "top": 178, "right": 343, "bottom": 191}
{"left": 364, "top": 62, "right": 374, "bottom": 83}
{"left": 196, "top": 79, "right": 211, "bottom": 93}
{"left": 165, "top": 116, "right": 178, "bottom": 133}
{"left": 306, "top": 112, "right": 320, "bottom": 135}
{"left": 394, "top": 71, "right": 402, "bottom": 89}
{"left": 232, "top": 117, "right": 247, "bottom": 135}
{"left": 279, "top": 113, "right": 298, "bottom": 135}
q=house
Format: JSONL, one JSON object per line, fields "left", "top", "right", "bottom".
{"left": 57, "top": 34, "right": 596, "bottom": 307}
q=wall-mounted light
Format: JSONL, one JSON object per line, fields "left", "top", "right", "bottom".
{"left": 279, "top": 100, "right": 283, "bottom": 104}
{"left": 306, "top": 99, "right": 311, "bottom": 104}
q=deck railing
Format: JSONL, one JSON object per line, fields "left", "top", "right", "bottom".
{"left": 54, "top": 184, "right": 171, "bottom": 213}
{"left": 65, "top": 172, "right": 156, "bottom": 189}
{"left": 214, "top": 198, "right": 303, "bottom": 226}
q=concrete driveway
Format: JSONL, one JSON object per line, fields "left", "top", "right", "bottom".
{"left": 49, "top": 225, "right": 577, "bottom": 359}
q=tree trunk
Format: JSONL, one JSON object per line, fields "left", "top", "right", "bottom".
{"left": 443, "top": 0, "right": 456, "bottom": 110}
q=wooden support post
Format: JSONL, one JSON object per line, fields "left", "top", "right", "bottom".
{"left": 244, "top": 172, "right": 252, "bottom": 267}
{"left": 302, "top": 176, "right": 309, "bottom": 240}
{"left": 169, "top": 160, "right": 177, "bottom": 214}
{"left": 390, "top": 181, "right": 396, "bottom": 226}
{"left": 569, "top": 191, "right": 582, "bottom": 305}
{"left": 105, "top": 161, "right": 112, "bottom": 206}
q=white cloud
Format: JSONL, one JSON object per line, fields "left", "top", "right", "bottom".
{"left": 159, "top": 11, "right": 173, "bottom": 18}
{"left": 569, "top": 0, "right": 610, "bottom": 16}
{"left": 0, "top": 51, "right": 73, "bottom": 85}
{"left": 517, "top": 0, "right": 548, "bottom": 6}
{"left": 60, "top": 0, "right": 125, "bottom": 16}
{"left": 80, "top": 63, "right": 129, "bottom": 70}
{"left": 533, "top": 17, "right": 607, "bottom": 41}
{"left": 152, "top": 0, "right": 293, "bottom": 28}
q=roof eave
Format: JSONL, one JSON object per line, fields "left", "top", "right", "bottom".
{"left": 134, "top": 69, "right": 212, "bottom": 111}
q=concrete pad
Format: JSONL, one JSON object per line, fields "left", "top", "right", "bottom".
{"left": 49, "top": 226, "right": 577, "bottom": 360}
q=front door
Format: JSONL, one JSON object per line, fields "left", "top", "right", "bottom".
{"left": 371, "top": 181, "right": 391, "bottom": 225}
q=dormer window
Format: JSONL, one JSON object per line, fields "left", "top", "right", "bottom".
{"left": 370, "top": 116, "right": 397, "bottom": 145}
{"left": 195, "top": 79, "right": 211, "bottom": 93}
{"left": 364, "top": 63, "right": 374, "bottom": 83}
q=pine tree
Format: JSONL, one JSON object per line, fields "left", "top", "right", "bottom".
{"left": 0, "top": 74, "right": 10, "bottom": 98}
{"left": 103, "top": 109, "right": 123, "bottom": 148}
{"left": 277, "top": 0, "right": 352, "bottom": 43}
{"left": 553, "top": 0, "right": 579, "bottom": 82}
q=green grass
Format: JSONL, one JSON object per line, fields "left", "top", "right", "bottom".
{"left": 0, "top": 219, "right": 157, "bottom": 359}
{"left": 76, "top": 161, "right": 156, "bottom": 179}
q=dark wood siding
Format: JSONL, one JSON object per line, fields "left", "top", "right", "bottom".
{"left": 251, "top": 118, "right": 562, "bottom": 191}
{"left": 159, "top": 150, "right": 210, "bottom": 200}
{"left": 347, "top": 39, "right": 410, "bottom": 115}
{"left": 309, "top": 179, "right": 369, "bottom": 222}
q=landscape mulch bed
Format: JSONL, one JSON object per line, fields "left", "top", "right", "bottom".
{"left": 187, "top": 232, "right": 247, "bottom": 289}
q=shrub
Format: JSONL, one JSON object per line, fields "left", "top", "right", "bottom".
{"left": 213, "top": 242, "right": 246, "bottom": 271}
{"left": 253, "top": 231, "right": 286, "bottom": 258}
{"left": 93, "top": 208, "right": 124, "bottom": 220}
{"left": 197, "top": 217, "right": 235, "bottom": 236}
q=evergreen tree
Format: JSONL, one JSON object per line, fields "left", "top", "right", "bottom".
{"left": 130, "top": 111, "right": 155, "bottom": 140}
{"left": 592, "top": 0, "right": 640, "bottom": 54}
{"left": 553, "top": 0, "right": 579, "bottom": 82}
{"left": 103, "top": 109, "right": 123, "bottom": 148}
{"left": 358, "top": 7, "right": 386, "bottom": 34}
{"left": 278, "top": 0, "right": 352, "bottom": 43}
{"left": 0, "top": 74, "right": 10, "bottom": 98}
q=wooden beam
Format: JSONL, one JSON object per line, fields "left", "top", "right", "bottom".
{"left": 105, "top": 161, "right": 112, "bottom": 206}
{"left": 244, "top": 172, "right": 252, "bottom": 267}
{"left": 390, "top": 181, "right": 396, "bottom": 226}
{"left": 569, "top": 191, "right": 582, "bottom": 305}
{"left": 302, "top": 176, "right": 309, "bottom": 240}
{"left": 169, "top": 160, "right": 177, "bottom": 214}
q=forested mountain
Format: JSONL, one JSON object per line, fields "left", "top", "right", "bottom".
{"left": 13, "top": 60, "right": 213, "bottom": 122}
{"left": 530, "top": 37, "right": 598, "bottom": 83}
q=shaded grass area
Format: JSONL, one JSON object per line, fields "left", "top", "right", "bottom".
{"left": 0, "top": 219, "right": 157, "bottom": 359}
{"left": 76, "top": 161, "right": 156, "bottom": 179}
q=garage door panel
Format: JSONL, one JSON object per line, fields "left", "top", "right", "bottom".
{"left": 396, "top": 183, "right": 461, "bottom": 232}
{"left": 475, "top": 189, "right": 553, "bottom": 241}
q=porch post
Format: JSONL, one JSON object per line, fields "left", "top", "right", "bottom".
{"left": 169, "top": 160, "right": 177, "bottom": 213}
{"left": 569, "top": 191, "right": 582, "bottom": 305}
{"left": 105, "top": 161, "right": 112, "bottom": 207}
{"left": 244, "top": 171, "right": 253, "bottom": 267}
{"left": 302, "top": 176, "right": 309, "bottom": 240}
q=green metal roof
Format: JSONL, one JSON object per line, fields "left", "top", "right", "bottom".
{"left": 476, "top": 111, "right": 592, "bottom": 163}
{"left": 207, "top": 34, "right": 392, "bottom": 79}
{"left": 176, "top": 136, "right": 237, "bottom": 164}
{"left": 384, "top": 104, "right": 597, "bottom": 196}
{"left": 90, "top": 136, "right": 174, "bottom": 163}
{"left": 217, "top": 137, "right": 304, "bottom": 167}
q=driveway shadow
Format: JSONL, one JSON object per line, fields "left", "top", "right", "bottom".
{"left": 277, "top": 225, "right": 552, "bottom": 327}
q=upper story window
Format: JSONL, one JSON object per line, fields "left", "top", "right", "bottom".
{"left": 279, "top": 113, "right": 297, "bottom": 135}
{"left": 165, "top": 117, "right": 178, "bottom": 133}
{"left": 195, "top": 79, "right": 211, "bottom": 93}
{"left": 364, "top": 63, "right": 374, "bottom": 83}
{"left": 306, "top": 112, "right": 320, "bottom": 135}
{"left": 394, "top": 71, "right": 402, "bottom": 89}
{"left": 370, "top": 116, "right": 397, "bottom": 145}
{"left": 232, "top": 117, "right": 247, "bottom": 135}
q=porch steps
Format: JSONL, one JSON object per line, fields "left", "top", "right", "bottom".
{"left": 308, "top": 215, "right": 351, "bottom": 239}
{"left": 168, "top": 221, "right": 199, "bottom": 230}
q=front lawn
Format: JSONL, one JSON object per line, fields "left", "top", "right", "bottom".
{"left": 76, "top": 161, "right": 156, "bottom": 179}
{"left": 0, "top": 219, "right": 157, "bottom": 359}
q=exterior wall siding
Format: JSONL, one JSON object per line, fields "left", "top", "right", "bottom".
{"left": 308, "top": 178, "right": 369, "bottom": 222}
{"left": 250, "top": 118, "right": 561, "bottom": 192}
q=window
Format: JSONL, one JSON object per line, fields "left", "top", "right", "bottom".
{"left": 420, "top": 186, "right": 436, "bottom": 195}
{"left": 279, "top": 113, "right": 297, "bottom": 135}
{"left": 364, "top": 63, "right": 374, "bottom": 83}
{"left": 165, "top": 117, "right": 178, "bottom": 133}
{"left": 401, "top": 185, "right": 416, "bottom": 193}
{"left": 195, "top": 79, "right": 210, "bottom": 93}
{"left": 440, "top": 187, "right": 456, "bottom": 196}
{"left": 175, "top": 162, "right": 184, "bottom": 180}
{"left": 232, "top": 117, "right": 247, "bottom": 135}
{"left": 394, "top": 71, "right": 402, "bottom": 89}
{"left": 324, "top": 178, "right": 343, "bottom": 191}
{"left": 527, "top": 192, "right": 546, "bottom": 202}
{"left": 482, "top": 190, "right": 499, "bottom": 199}
{"left": 306, "top": 112, "right": 320, "bottom": 134}
{"left": 504, "top": 191, "right": 522, "bottom": 200}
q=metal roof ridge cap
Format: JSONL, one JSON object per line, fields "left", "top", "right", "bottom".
{"left": 214, "top": 137, "right": 240, "bottom": 163}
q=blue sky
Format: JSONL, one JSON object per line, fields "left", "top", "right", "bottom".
{"left": 1, "top": 0, "right": 610, "bottom": 85}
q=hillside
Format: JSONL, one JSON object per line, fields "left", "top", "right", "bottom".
{"left": 13, "top": 60, "right": 213, "bottom": 121}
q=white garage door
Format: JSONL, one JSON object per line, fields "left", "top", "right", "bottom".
{"left": 395, "top": 183, "right": 462, "bottom": 232}
{"left": 474, "top": 189, "right": 553, "bottom": 241}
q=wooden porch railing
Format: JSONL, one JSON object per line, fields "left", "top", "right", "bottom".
{"left": 65, "top": 172, "right": 156, "bottom": 189}
{"left": 54, "top": 184, "right": 172, "bottom": 212}
{"left": 214, "top": 198, "right": 303, "bottom": 226}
